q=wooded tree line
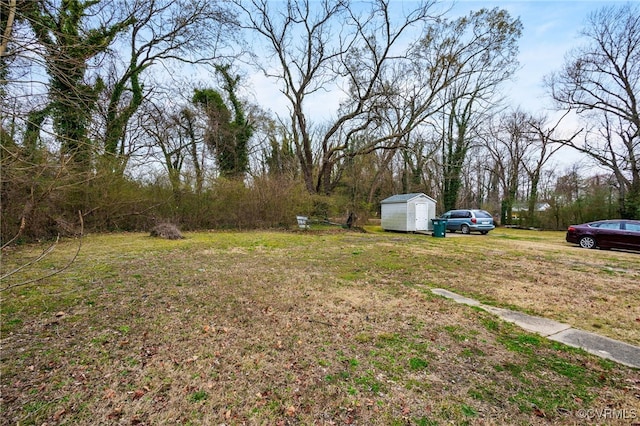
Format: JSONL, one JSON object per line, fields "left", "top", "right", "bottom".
{"left": 1, "top": 0, "right": 638, "bottom": 242}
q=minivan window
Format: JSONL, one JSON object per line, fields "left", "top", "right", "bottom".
{"left": 475, "top": 210, "right": 492, "bottom": 218}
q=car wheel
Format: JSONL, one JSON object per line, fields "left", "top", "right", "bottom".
{"left": 461, "top": 224, "right": 470, "bottom": 234}
{"left": 579, "top": 235, "right": 596, "bottom": 249}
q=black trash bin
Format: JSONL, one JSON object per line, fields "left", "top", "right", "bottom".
{"left": 431, "top": 218, "right": 447, "bottom": 238}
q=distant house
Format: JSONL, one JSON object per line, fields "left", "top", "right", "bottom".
{"left": 511, "top": 203, "right": 551, "bottom": 221}
{"left": 380, "top": 193, "right": 437, "bottom": 232}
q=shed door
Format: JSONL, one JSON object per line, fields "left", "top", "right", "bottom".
{"left": 415, "top": 203, "right": 429, "bottom": 230}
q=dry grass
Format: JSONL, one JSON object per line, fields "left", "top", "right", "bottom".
{"left": 1, "top": 227, "right": 639, "bottom": 425}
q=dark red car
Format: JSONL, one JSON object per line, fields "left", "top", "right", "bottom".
{"left": 566, "top": 219, "right": 640, "bottom": 250}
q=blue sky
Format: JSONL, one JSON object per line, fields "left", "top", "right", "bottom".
{"left": 449, "top": 1, "right": 629, "bottom": 168}
{"left": 446, "top": 1, "right": 633, "bottom": 169}
{"left": 450, "top": 0, "right": 627, "bottom": 115}
{"left": 249, "top": 1, "right": 625, "bottom": 119}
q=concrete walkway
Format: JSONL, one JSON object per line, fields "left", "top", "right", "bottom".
{"left": 431, "top": 288, "right": 640, "bottom": 369}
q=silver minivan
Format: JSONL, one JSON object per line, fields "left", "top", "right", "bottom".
{"left": 441, "top": 209, "right": 495, "bottom": 234}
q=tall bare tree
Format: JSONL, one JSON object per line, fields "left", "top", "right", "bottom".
{"left": 546, "top": 3, "right": 640, "bottom": 219}
{"left": 232, "top": 0, "right": 445, "bottom": 194}
{"left": 0, "top": 0, "right": 16, "bottom": 58}
{"left": 99, "top": 0, "right": 236, "bottom": 174}
{"left": 484, "top": 109, "right": 531, "bottom": 224}
{"left": 428, "top": 8, "right": 522, "bottom": 211}
{"left": 522, "top": 112, "right": 578, "bottom": 226}
{"left": 141, "top": 100, "right": 191, "bottom": 204}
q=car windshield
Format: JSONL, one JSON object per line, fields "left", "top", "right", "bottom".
{"left": 475, "top": 210, "right": 492, "bottom": 218}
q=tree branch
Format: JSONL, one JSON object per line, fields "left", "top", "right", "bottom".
{"left": 0, "top": 211, "right": 83, "bottom": 292}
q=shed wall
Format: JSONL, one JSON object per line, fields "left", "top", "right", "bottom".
{"left": 381, "top": 203, "right": 410, "bottom": 232}
{"left": 381, "top": 194, "right": 437, "bottom": 232}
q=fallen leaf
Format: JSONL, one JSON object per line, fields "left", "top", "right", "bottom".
{"left": 53, "top": 408, "right": 66, "bottom": 420}
{"left": 108, "top": 407, "right": 123, "bottom": 419}
{"left": 533, "top": 408, "right": 546, "bottom": 418}
{"left": 285, "top": 405, "right": 296, "bottom": 416}
{"left": 104, "top": 388, "right": 117, "bottom": 399}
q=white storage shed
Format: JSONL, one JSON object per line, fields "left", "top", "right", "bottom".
{"left": 380, "top": 193, "right": 437, "bottom": 232}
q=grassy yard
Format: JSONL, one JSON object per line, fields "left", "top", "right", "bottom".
{"left": 1, "top": 227, "right": 639, "bottom": 425}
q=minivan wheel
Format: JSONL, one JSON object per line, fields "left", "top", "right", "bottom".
{"left": 579, "top": 235, "right": 596, "bottom": 249}
{"left": 461, "top": 224, "right": 470, "bottom": 234}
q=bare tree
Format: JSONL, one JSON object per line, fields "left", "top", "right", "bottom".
{"left": 179, "top": 107, "right": 205, "bottom": 195}
{"left": 1, "top": 0, "right": 36, "bottom": 86}
{"left": 546, "top": 3, "right": 640, "bottom": 218}
{"left": 99, "top": 0, "right": 237, "bottom": 174}
{"left": 141, "top": 99, "right": 204, "bottom": 204}
{"left": 0, "top": 0, "right": 17, "bottom": 58}
{"left": 427, "top": 8, "right": 522, "bottom": 211}
{"left": 232, "top": 0, "right": 445, "bottom": 194}
{"left": 484, "top": 109, "right": 531, "bottom": 225}
{"left": 522, "top": 112, "right": 579, "bottom": 226}
{"left": 258, "top": 121, "right": 299, "bottom": 179}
